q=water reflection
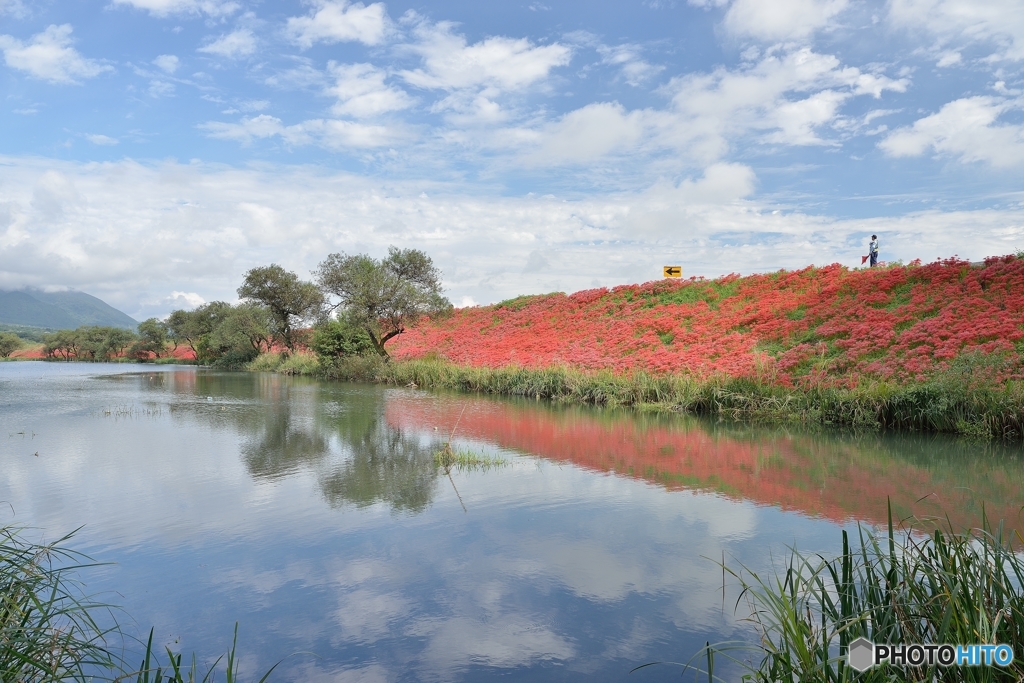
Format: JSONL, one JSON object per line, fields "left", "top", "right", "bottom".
{"left": 153, "top": 372, "right": 445, "bottom": 513}
{"left": 316, "top": 391, "right": 440, "bottom": 513}
{"left": 3, "top": 364, "right": 1023, "bottom": 683}
{"left": 384, "top": 392, "right": 1024, "bottom": 533}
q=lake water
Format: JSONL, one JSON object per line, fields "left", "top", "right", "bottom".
{"left": 2, "top": 362, "right": 1022, "bottom": 682}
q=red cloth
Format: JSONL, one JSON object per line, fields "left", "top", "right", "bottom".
{"left": 861, "top": 255, "right": 869, "bottom": 264}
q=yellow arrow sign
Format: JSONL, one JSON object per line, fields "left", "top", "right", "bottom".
{"left": 663, "top": 266, "right": 682, "bottom": 278}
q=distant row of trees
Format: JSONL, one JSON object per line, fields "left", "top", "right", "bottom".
{"left": 39, "top": 320, "right": 169, "bottom": 361}
{"left": 5, "top": 247, "right": 449, "bottom": 365}
{"left": 168, "top": 247, "right": 452, "bottom": 364}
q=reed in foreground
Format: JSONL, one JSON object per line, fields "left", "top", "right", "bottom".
{"left": 1, "top": 523, "right": 281, "bottom": 682}
{"left": 648, "top": 505, "right": 1024, "bottom": 682}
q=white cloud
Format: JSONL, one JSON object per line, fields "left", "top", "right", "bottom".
{"left": 400, "top": 21, "right": 571, "bottom": 92}
{"left": 286, "top": 0, "right": 389, "bottom": 48}
{"left": 520, "top": 48, "right": 908, "bottom": 168}
{"left": 888, "top": 0, "right": 1024, "bottom": 61}
{"left": 659, "top": 48, "right": 908, "bottom": 160}
{"left": 764, "top": 89, "right": 848, "bottom": 145}
{"left": 879, "top": 96, "right": 1024, "bottom": 167}
{"left": 0, "top": 0, "right": 27, "bottom": 17}
{"left": 86, "top": 134, "right": 119, "bottom": 145}
{"left": 674, "top": 162, "right": 758, "bottom": 203}
{"left": 529, "top": 102, "right": 647, "bottom": 164}
{"left": 110, "top": 0, "right": 240, "bottom": 18}
{"left": 198, "top": 29, "right": 257, "bottom": 59}
{"left": 153, "top": 54, "right": 179, "bottom": 74}
{"left": 690, "top": 0, "right": 850, "bottom": 41}
{"left": 148, "top": 80, "right": 175, "bottom": 97}
{"left": 167, "top": 291, "right": 206, "bottom": 309}
{"left": 0, "top": 24, "right": 111, "bottom": 84}
{"left": 598, "top": 44, "right": 664, "bottom": 86}
{"left": 199, "top": 114, "right": 409, "bottom": 149}
{"left": 3, "top": 156, "right": 1021, "bottom": 320}
{"left": 326, "top": 62, "right": 415, "bottom": 117}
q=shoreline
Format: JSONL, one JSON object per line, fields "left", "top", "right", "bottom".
{"left": 305, "top": 355, "right": 1024, "bottom": 441}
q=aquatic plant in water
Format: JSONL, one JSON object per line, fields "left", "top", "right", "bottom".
{"left": 637, "top": 504, "right": 1024, "bottom": 682}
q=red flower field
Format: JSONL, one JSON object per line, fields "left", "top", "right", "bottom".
{"left": 391, "top": 256, "right": 1024, "bottom": 386}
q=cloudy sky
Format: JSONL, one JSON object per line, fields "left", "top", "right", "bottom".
{"left": 1, "top": 0, "right": 1022, "bottom": 318}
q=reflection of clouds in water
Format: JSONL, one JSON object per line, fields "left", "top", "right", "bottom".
{"left": 288, "top": 661, "right": 390, "bottom": 683}
{"left": 408, "top": 615, "right": 574, "bottom": 674}
{"left": 0, "top": 366, "right": 835, "bottom": 680}
{"left": 335, "top": 589, "right": 413, "bottom": 643}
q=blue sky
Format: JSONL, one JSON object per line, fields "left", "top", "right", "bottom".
{"left": 1, "top": 0, "right": 1023, "bottom": 318}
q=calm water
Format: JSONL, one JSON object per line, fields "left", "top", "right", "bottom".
{"left": 1, "top": 362, "right": 1022, "bottom": 682}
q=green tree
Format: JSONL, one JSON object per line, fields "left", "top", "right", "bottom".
{"left": 314, "top": 247, "right": 452, "bottom": 358}
{"left": 131, "top": 318, "right": 168, "bottom": 359}
{"left": 203, "top": 304, "right": 275, "bottom": 367}
{"left": 238, "top": 265, "right": 324, "bottom": 350}
{"left": 76, "top": 326, "right": 110, "bottom": 360}
{"left": 310, "top": 315, "right": 375, "bottom": 359}
{"left": 42, "top": 329, "right": 81, "bottom": 361}
{"left": 167, "top": 302, "right": 232, "bottom": 360}
{"left": 0, "top": 332, "right": 21, "bottom": 358}
{"left": 102, "top": 327, "right": 137, "bottom": 358}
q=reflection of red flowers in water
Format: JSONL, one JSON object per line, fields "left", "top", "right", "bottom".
{"left": 391, "top": 256, "right": 1024, "bottom": 385}
{"left": 387, "top": 396, "right": 1024, "bottom": 532}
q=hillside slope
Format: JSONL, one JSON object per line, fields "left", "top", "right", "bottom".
{"left": 392, "top": 256, "right": 1024, "bottom": 387}
{"left": 0, "top": 289, "right": 138, "bottom": 330}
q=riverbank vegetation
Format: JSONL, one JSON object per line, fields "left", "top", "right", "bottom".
{"left": 667, "top": 507, "right": 1024, "bottom": 682}
{"left": 9, "top": 252, "right": 1024, "bottom": 439}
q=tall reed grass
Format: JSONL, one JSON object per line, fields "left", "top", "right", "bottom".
{"left": 1, "top": 524, "right": 280, "bottom": 682}
{"left": 648, "top": 505, "right": 1024, "bottom": 682}
{"left": 0, "top": 524, "right": 116, "bottom": 681}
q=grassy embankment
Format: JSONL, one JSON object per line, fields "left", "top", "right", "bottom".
{"left": 254, "top": 256, "right": 1024, "bottom": 440}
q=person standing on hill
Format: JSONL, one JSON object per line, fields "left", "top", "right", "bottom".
{"left": 869, "top": 234, "right": 879, "bottom": 267}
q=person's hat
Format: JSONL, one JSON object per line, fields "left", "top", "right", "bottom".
{"left": 871, "top": 234, "right": 877, "bottom": 239}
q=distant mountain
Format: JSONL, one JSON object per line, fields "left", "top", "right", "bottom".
{"left": 0, "top": 289, "right": 138, "bottom": 331}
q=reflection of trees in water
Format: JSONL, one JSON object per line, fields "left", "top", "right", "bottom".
{"left": 241, "top": 404, "right": 330, "bottom": 479}
{"left": 318, "top": 417, "right": 439, "bottom": 513}
{"left": 237, "top": 381, "right": 440, "bottom": 512}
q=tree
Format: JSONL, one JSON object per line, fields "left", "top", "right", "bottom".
{"left": 311, "top": 315, "right": 375, "bottom": 359}
{"left": 42, "top": 329, "right": 81, "bottom": 361}
{"left": 132, "top": 318, "right": 168, "bottom": 359}
{"left": 224, "top": 303, "right": 275, "bottom": 353}
{"left": 167, "top": 302, "right": 232, "bottom": 360}
{"left": 103, "top": 328, "right": 137, "bottom": 358}
{"left": 237, "top": 265, "right": 324, "bottom": 350}
{"left": 314, "top": 247, "right": 452, "bottom": 358}
{"left": 0, "top": 332, "right": 21, "bottom": 358}
{"left": 76, "top": 326, "right": 111, "bottom": 360}
{"left": 204, "top": 304, "right": 275, "bottom": 366}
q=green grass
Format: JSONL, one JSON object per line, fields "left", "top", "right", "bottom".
{"left": 0, "top": 524, "right": 117, "bottom": 682}
{"left": 253, "top": 350, "right": 1024, "bottom": 441}
{"left": 1, "top": 523, "right": 283, "bottom": 682}
{"left": 652, "top": 504, "right": 1024, "bottom": 682}
{"left": 433, "top": 445, "right": 509, "bottom": 472}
